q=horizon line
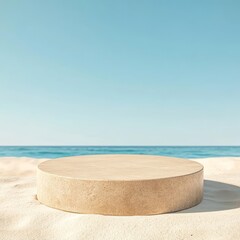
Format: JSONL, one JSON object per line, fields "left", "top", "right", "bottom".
{"left": 0, "top": 145, "right": 240, "bottom": 147}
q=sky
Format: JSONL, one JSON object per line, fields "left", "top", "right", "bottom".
{"left": 0, "top": 0, "right": 240, "bottom": 145}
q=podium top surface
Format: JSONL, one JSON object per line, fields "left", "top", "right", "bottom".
{"left": 38, "top": 154, "right": 203, "bottom": 181}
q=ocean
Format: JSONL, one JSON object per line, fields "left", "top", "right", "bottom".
{"left": 0, "top": 146, "right": 240, "bottom": 159}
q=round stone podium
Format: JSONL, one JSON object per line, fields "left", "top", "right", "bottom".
{"left": 37, "top": 155, "right": 203, "bottom": 215}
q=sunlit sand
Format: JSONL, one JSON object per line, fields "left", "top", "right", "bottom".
{"left": 1, "top": 157, "right": 240, "bottom": 239}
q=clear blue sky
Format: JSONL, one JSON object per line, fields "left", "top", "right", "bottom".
{"left": 0, "top": 0, "right": 239, "bottom": 145}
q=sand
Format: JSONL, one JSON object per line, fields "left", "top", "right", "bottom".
{"left": 0, "top": 157, "right": 240, "bottom": 240}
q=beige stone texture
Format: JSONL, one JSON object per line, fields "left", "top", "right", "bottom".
{"left": 37, "top": 154, "right": 203, "bottom": 215}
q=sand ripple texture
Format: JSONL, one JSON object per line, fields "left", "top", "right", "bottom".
{"left": 0, "top": 157, "right": 240, "bottom": 240}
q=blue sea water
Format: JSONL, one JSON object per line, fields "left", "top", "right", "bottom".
{"left": 0, "top": 146, "right": 240, "bottom": 159}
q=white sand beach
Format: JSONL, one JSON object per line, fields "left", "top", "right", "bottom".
{"left": 1, "top": 157, "right": 240, "bottom": 240}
